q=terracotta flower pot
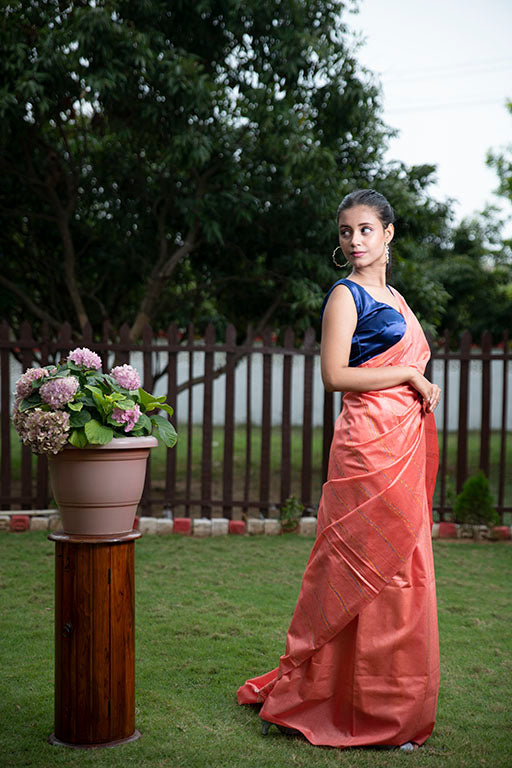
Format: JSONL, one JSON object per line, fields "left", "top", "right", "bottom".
{"left": 48, "top": 436, "right": 158, "bottom": 536}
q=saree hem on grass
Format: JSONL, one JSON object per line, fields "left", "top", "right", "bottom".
{"left": 237, "top": 289, "right": 440, "bottom": 748}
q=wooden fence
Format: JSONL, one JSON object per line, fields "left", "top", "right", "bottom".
{"left": 0, "top": 321, "right": 510, "bottom": 522}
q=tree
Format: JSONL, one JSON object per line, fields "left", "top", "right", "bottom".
{"left": 0, "top": 0, "right": 391, "bottom": 340}
{"left": 3, "top": 2, "right": 509, "bottom": 344}
{"left": 487, "top": 101, "right": 512, "bottom": 209}
{"left": 429, "top": 209, "right": 512, "bottom": 340}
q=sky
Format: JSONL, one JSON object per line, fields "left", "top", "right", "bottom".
{"left": 347, "top": 0, "right": 512, "bottom": 233}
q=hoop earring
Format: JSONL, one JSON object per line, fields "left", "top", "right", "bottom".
{"left": 385, "top": 243, "right": 390, "bottom": 265}
{"left": 332, "top": 246, "right": 350, "bottom": 269}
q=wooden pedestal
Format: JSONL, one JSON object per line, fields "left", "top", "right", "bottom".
{"left": 48, "top": 531, "right": 141, "bottom": 749}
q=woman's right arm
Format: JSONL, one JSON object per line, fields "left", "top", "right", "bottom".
{"left": 320, "top": 285, "right": 436, "bottom": 405}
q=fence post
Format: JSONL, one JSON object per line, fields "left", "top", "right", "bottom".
{"left": 140, "top": 324, "right": 154, "bottom": 515}
{"left": 498, "top": 331, "right": 509, "bottom": 522}
{"left": 20, "top": 322, "right": 35, "bottom": 509}
{"left": 36, "top": 322, "right": 50, "bottom": 509}
{"left": 184, "top": 323, "right": 195, "bottom": 517}
{"left": 0, "top": 321, "right": 12, "bottom": 510}
{"left": 243, "top": 326, "right": 253, "bottom": 515}
{"left": 479, "top": 331, "right": 492, "bottom": 477}
{"left": 280, "top": 328, "right": 294, "bottom": 505}
{"left": 222, "top": 325, "right": 236, "bottom": 518}
{"left": 301, "top": 327, "right": 315, "bottom": 509}
{"left": 456, "top": 331, "right": 472, "bottom": 493}
{"left": 165, "top": 324, "right": 179, "bottom": 516}
{"left": 438, "top": 330, "right": 451, "bottom": 520}
{"left": 201, "top": 323, "right": 215, "bottom": 518}
{"left": 118, "top": 325, "right": 131, "bottom": 366}
{"left": 259, "top": 328, "right": 273, "bottom": 516}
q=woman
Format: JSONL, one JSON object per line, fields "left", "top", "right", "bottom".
{"left": 237, "top": 189, "right": 441, "bottom": 752}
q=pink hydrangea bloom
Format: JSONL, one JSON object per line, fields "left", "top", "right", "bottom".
{"left": 68, "top": 347, "right": 102, "bottom": 370}
{"left": 15, "top": 408, "right": 70, "bottom": 455}
{"left": 111, "top": 404, "right": 141, "bottom": 433}
{"left": 110, "top": 364, "right": 141, "bottom": 391}
{"left": 15, "top": 367, "right": 50, "bottom": 399}
{"left": 40, "top": 376, "right": 79, "bottom": 407}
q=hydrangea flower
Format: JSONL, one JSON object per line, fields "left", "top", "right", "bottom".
{"left": 40, "top": 376, "right": 79, "bottom": 408}
{"left": 11, "top": 346, "right": 175, "bottom": 454}
{"left": 110, "top": 364, "right": 141, "bottom": 391}
{"left": 12, "top": 396, "right": 25, "bottom": 433}
{"left": 111, "top": 404, "right": 141, "bottom": 433}
{"left": 15, "top": 408, "right": 70, "bottom": 455}
{"left": 15, "top": 367, "right": 50, "bottom": 399}
{"left": 68, "top": 347, "right": 102, "bottom": 370}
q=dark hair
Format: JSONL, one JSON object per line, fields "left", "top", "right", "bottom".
{"left": 336, "top": 189, "right": 395, "bottom": 229}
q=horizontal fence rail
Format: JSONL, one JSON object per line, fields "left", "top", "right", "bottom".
{"left": 0, "top": 321, "right": 510, "bottom": 523}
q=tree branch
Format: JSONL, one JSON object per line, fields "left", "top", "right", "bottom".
{"left": 0, "top": 274, "right": 61, "bottom": 330}
{"left": 129, "top": 219, "right": 200, "bottom": 342}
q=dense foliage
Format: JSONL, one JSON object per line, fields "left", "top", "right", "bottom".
{"left": 0, "top": 1, "right": 511, "bottom": 342}
{"left": 453, "top": 470, "right": 499, "bottom": 528}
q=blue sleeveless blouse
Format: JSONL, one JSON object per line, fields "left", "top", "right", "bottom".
{"left": 320, "top": 278, "right": 406, "bottom": 367}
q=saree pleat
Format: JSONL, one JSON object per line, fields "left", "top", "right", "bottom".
{"left": 237, "top": 291, "right": 440, "bottom": 748}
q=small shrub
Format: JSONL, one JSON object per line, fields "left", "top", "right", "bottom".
{"left": 453, "top": 471, "right": 498, "bottom": 528}
{"left": 280, "top": 495, "right": 304, "bottom": 533}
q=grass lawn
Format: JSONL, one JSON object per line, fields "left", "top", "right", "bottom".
{"left": 1, "top": 533, "right": 511, "bottom": 768}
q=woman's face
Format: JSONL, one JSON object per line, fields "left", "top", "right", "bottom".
{"left": 337, "top": 205, "right": 394, "bottom": 269}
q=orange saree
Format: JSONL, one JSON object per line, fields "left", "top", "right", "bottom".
{"left": 237, "top": 290, "right": 440, "bottom": 748}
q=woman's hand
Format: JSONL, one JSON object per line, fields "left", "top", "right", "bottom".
{"left": 408, "top": 370, "right": 442, "bottom": 413}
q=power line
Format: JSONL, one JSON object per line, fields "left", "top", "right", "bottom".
{"left": 380, "top": 55, "right": 512, "bottom": 79}
{"left": 384, "top": 64, "right": 512, "bottom": 85}
{"left": 387, "top": 96, "right": 509, "bottom": 114}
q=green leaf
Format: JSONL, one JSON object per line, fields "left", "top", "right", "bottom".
{"left": 105, "top": 392, "right": 126, "bottom": 402}
{"left": 137, "top": 412, "right": 152, "bottom": 432}
{"left": 113, "top": 398, "right": 136, "bottom": 410}
{"left": 137, "top": 388, "right": 156, "bottom": 408}
{"left": 85, "top": 386, "right": 107, "bottom": 416}
{"left": 69, "top": 409, "right": 92, "bottom": 428}
{"left": 84, "top": 419, "right": 114, "bottom": 445}
{"left": 79, "top": 395, "right": 96, "bottom": 408}
{"left": 64, "top": 361, "right": 83, "bottom": 373}
{"left": 68, "top": 402, "right": 83, "bottom": 411}
{"left": 155, "top": 402, "right": 174, "bottom": 417}
{"left": 150, "top": 414, "right": 178, "bottom": 448}
{"left": 45, "top": 369, "right": 70, "bottom": 380}
{"left": 104, "top": 374, "right": 130, "bottom": 393}
{"left": 18, "top": 394, "right": 41, "bottom": 412}
{"left": 85, "top": 384, "right": 103, "bottom": 397}
{"left": 141, "top": 401, "right": 174, "bottom": 417}
{"left": 68, "top": 428, "right": 89, "bottom": 448}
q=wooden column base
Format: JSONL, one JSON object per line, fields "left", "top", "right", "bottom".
{"left": 48, "top": 729, "right": 141, "bottom": 749}
{"left": 49, "top": 531, "right": 141, "bottom": 748}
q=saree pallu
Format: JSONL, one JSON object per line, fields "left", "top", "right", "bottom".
{"left": 237, "top": 292, "right": 440, "bottom": 748}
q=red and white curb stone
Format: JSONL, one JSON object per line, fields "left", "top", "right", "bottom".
{"left": 0, "top": 512, "right": 510, "bottom": 539}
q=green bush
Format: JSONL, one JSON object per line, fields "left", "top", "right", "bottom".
{"left": 453, "top": 470, "right": 499, "bottom": 527}
{"left": 279, "top": 495, "right": 304, "bottom": 533}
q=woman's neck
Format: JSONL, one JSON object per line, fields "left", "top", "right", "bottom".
{"left": 348, "top": 264, "right": 387, "bottom": 288}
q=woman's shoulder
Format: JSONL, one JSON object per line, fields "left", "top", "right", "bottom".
{"left": 320, "top": 279, "right": 360, "bottom": 319}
